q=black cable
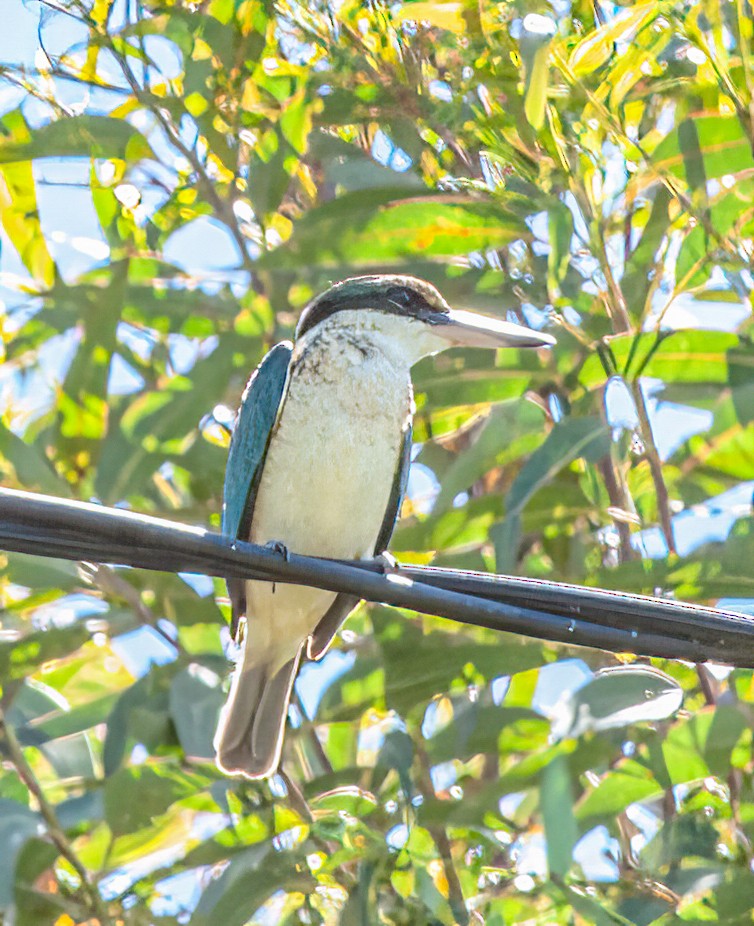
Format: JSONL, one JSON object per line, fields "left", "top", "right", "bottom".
{"left": 1, "top": 487, "right": 752, "bottom": 666}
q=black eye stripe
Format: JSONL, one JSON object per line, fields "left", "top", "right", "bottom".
{"left": 385, "top": 286, "right": 411, "bottom": 305}
{"left": 296, "top": 278, "right": 450, "bottom": 338}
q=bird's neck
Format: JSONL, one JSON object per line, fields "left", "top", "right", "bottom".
{"left": 293, "top": 308, "right": 445, "bottom": 371}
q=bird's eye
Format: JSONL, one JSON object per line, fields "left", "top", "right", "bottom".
{"left": 386, "top": 287, "right": 411, "bottom": 305}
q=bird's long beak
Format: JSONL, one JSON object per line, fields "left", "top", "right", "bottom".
{"left": 434, "top": 309, "right": 556, "bottom": 349}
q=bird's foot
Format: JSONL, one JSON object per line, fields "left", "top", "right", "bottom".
{"left": 265, "top": 539, "right": 290, "bottom": 562}
{"left": 264, "top": 540, "right": 290, "bottom": 595}
{"left": 374, "top": 551, "right": 398, "bottom": 574}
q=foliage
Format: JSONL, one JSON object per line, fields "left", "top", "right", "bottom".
{"left": 0, "top": 0, "right": 754, "bottom": 923}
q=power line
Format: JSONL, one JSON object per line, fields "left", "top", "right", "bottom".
{"left": 1, "top": 487, "right": 751, "bottom": 666}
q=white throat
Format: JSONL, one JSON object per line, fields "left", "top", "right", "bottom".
{"left": 294, "top": 308, "right": 448, "bottom": 371}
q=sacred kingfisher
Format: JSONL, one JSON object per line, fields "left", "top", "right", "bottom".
{"left": 215, "top": 274, "right": 555, "bottom": 779}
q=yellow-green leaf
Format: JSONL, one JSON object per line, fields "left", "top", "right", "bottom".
{"left": 569, "top": 3, "right": 658, "bottom": 76}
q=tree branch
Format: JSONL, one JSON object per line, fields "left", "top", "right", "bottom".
{"left": 631, "top": 381, "right": 677, "bottom": 556}
{"left": 0, "top": 708, "right": 113, "bottom": 926}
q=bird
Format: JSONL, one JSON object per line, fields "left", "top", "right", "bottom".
{"left": 214, "top": 274, "right": 555, "bottom": 779}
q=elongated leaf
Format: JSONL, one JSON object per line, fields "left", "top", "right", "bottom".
{"left": 0, "top": 627, "right": 91, "bottom": 681}
{"left": 0, "top": 162, "right": 55, "bottom": 288}
{"left": 0, "top": 800, "right": 41, "bottom": 909}
{"left": 104, "top": 763, "right": 207, "bottom": 835}
{"left": 653, "top": 114, "right": 754, "bottom": 186}
{"left": 8, "top": 682, "right": 96, "bottom": 780}
{"left": 505, "top": 416, "right": 610, "bottom": 516}
{"left": 0, "top": 116, "right": 154, "bottom": 164}
{"left": 623, "top": 186, "right": 671, "bottom": 320}
{"left": 267, "top": 191, "right": 528, "bottom": 266}
{"left": 579, "top": 331, "right": 741, "bottom": 388}
{"left": 434, "top": 400, "right": 545, "bottom": 513}
{"left": 0, "top": 423, "right": 71, "bottom": 496}
{"left": 189, "top": 844, "right": 315, "bottom": 926}
{"left": 576, "top": 760, "right": 663, "bottom": 830}
{"left": 169, "top": 664, "right": 224, "bottom": 759}
{"left": 541, "top": 754, "right": 577, "bottom": 877}
{"left": 394, "top": 2, "right": 467, "bottom": 32}
{"left": 569, "top": 3, "right": 657, "bottom": 75}
{"left": 551, "top": 666, "right": 683, "bottom": 740}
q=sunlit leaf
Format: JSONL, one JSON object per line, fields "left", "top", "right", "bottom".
{"left": 0, "top": 116, "right": 154, "bottom": 165}
{"left": 653, "top": 114, "right": 754, "bottom": 186}
{"left": 551, "top": 666, "right": 683, "bottom": 740}
{"left": 568, "top": 4, "right": 657, "bottom": 76}
{"left": 394, "top": 2, "right": 466, "bottom": 32}
{"left": 267, "top": 191, "right": 528, "bottom": 266}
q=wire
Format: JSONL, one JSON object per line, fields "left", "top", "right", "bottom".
{"left": 1, "top": 486, "right": 752, "bottom": 666}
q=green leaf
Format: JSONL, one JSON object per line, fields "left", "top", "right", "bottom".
{"left": 374, "top": 608, "right": 544, "bottom": 717}
{"left": 0, "top": 116, "right": 154, "bottom": 164}
{"left": 676, "top": 224, "right": 708, "bottom": 289}
{"left": 568, "top": 3, "right": 657, "bottom": 76}
{"left": 426, "top": 703, "right": 546, "bottom": 763}
{"left": 434, "top": 400, "right": 546, "bottom": 513}
{"left": 521, "top": 32, "right": 552, "bottom": 131}
{"left": 169, "top": 664, "right": 224, "bottom": 760}
{"left": 576, "top": 760, "right": 663, "bottom": 830}
{"left": 551, "top": 666, "right": 683, "bottom": 740}
{"left": 0, "top": 161, "right": 55, "bottom": 288}
{"left": 104, "top": 763, "right": 207, "bottom": 836}
{"left": 8, "top": 682, "right": 96, "bottom": 780}
{"left": 13, "top": 837, "right": 75, "bottom": 924}
{"left": 641, "top": 816, "right": 719, "bottom": 869}
{"left": 267, "top": 191, "right": 528, "bottom": 266}
{"left": 623, "top": 186, "right": 671, "bottom": 320}
{"left": 541, "top": 754, "right": 577, "bottom": 877}
{"left": 579, "top": 330, "right": 741, "bottom": 388}
{"left": 653, "top": 114, "right": 754, "bottom": 186}
{"left": 662, "top": 706, "right": 748, "bottom": 785}
{"left": 505, "top": 416, "right": 610, "bottom": 516}
{"left": 103, "top": 665, "right": 177, "bottom": 775}
{"left": 0, "top": 422, "right": 71, "bottom": 496}
{"left": 0, "top": 627, "right": 91, "bottom": 682}
{"left": 394, "top": 2, "right": 467, "bottom": 32}
{"left": 547, "top": 206, "right": 573, "bottom": 296}
{"left": 189, "top": 844, "right": 315, "bottom": 926}
{"left": 555, "top": 884, "right": 635, "bottom": 926}
{"left": 0, "top": 800, "right": 42, "bottom": 909}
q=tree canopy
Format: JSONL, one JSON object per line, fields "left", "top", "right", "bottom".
{"left": 1, "top": 0, "right": 754, "bottom": 923}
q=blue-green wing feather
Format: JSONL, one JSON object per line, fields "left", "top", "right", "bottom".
{"left": 223, "top": 342, "right": 291, "bottom": 638}
{"left": 222, "top": 341, "right": 292, "bottom": 541}
{"left": 375, "top": 419, "right": 412, "bottom": 553}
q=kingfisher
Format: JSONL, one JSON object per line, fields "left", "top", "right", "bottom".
{"left": 215, "top": 274, "right": 555, "bottom": 779}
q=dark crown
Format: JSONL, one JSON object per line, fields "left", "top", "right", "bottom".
{"left": 296, "top": 275, "right": 451, "bottom": 338}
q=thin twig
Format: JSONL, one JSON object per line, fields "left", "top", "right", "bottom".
{"left": 631, "top": 381, "right": 677, "bottom": 556}
{"left": 414, "top": 742, "right": 469, "bottom": 926}
{"left": 107, "top": 45, "right": 257, "bottom": 277}
{"left": 0, "top": 708, "right": 113, "bottom": 926}
{"left": 81, "top": 562, "right": 186, "bottom": 655}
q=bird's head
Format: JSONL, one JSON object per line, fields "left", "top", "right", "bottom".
{"left": 296, "top": 275, "right": 554, "bottom": 365}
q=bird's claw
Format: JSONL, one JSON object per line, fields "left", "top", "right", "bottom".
{"left": 374, "top": 551, "right": 398, "bottom": 574}
{"left": 265, "top": 540, "right": 290, "bottom": 562}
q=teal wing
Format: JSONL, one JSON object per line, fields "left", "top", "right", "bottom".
{"left": 222, "top": 341, "right": 292, "bottom": 541}
{"left": 375, "top": 419, "right": 413, "bottom": 553}
{"left": 308, "top": 419, "right": 413, "bottom": 661}
{"left": 223, "top": 342, "right": 292, "bottom": 636}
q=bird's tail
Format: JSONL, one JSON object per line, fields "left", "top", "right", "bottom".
{"left": 214, "top": 639, "right": 302, "bottom": 780}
